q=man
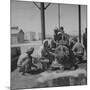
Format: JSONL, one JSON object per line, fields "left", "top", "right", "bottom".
{"left": 38, "top": 40, "right": 50, "bottom": 70}
{"left": 69, "top": 37, "right": 78, "bottom": 49}
{"left": 59, "top": 26, "right": 64, "bottom": 33}
{"left": 57, "top": 27, "right": 69, "bottom": 47}
{"left": 38, "top": 40, "right": 50, "bottom": 57}
{"left": 57, "top": 27, "right": 64, "bottom": 42}
{"left": 17, "top": 47, "right": 37, "bottom": 75}
{"left": 54, "top": 45, "right": 73, "bottom": 70}
{"left": 54, "top": 27, "right": 59, "bottom": 41}
{"left": 38, "top": 39, "right": 55, "bottom": 70}
{"left": 49, "top": 39, "right": 56, "bottom": 53}
{"left": 72, "top": 41, "right": 84, "bottom": 64}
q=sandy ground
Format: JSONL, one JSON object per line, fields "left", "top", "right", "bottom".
{"left": 11, "top": 69, "right": 40, "bottom": 89}
{"left": 11, "top": 41, "right": 87, "bottom": 89}
{"left": 11, "top": 63, "right": 87, "bottom": 89}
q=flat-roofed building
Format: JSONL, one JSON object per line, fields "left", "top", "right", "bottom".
{"left": 11, "top": 26, "right": 24, "bottom": 44}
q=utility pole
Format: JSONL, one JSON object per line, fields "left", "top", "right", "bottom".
{"left": 78, "top": 5, "right": 81, "bottom": 43}
{"left": 33, "top": 2, "right": 51, "bottom": 42}
{"left": 40, "top": 3, "right": 45, "bottom": 41}
{"left": 58, "top": 4, "right": 60, "bottom": 29}
{"left": 86, "top": 6, "right": 87, "bottom": 28}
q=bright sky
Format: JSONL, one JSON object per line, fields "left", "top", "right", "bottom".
{"left": 11, "top": 0, "right": 87, "bottom": 36}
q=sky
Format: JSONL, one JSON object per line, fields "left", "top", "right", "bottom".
{"left": 11, "top": 0, "right": 87, "bottom": 36}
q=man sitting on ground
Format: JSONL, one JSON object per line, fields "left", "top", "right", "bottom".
{"left": 17, "top": 47, "right": 37, "bottom": 75}
{"left": 72, "top": 40, "right": 84, "bottom": 64}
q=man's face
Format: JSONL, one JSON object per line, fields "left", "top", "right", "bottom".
{"left": 60, "top": 29, "right": 64, "bottom": 33}
{"left": 44, "top": 41, "right": 48, "bottom": 47}
{"left": 54, "top": 29, "right": 58, "bottom": 34}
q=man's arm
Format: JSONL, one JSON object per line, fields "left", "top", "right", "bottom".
{"left": 17, "top": 53, "right": 28, "bottom": 67}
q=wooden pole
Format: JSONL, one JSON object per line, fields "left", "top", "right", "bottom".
{"left": 33, "top": 2, "right": 51, "bottom": 42}
{"left": 78, "top": 5, "right": 81, "bottom": 43}
{"left": 86, "top": 6, "right": 87, "bottom": 28}
{"left": 40, "top": 2, "right": 46, "bottom": 42}
{"left": 58, "top": 4, "right": 60, "bottom": 29}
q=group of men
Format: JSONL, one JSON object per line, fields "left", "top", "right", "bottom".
{"left": 17, "top": 26, "right": 87, "bottom": 75}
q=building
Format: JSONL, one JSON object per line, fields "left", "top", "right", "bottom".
{"left": 46, "top": 34, "right": 53, "bottom": 39}
{"left": 30, "top": 32, "right": 36, "bottom": 41}
{"left": 38, "top": 32, "right": 53, "bottom": 40}
{"left": 24, "top": 32, "right": 36, "bottom": 41}
{"left": 11, "top": 26, "right": 24, "bottom": 44}
{"left": 38, "top": 32, "right": 42, "bottom": 40}
{"left": 24, "top": 32, "right": 31, "bottom": 41}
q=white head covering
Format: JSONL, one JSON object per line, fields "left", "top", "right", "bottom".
{"left": 37, "top": 39, "right": 49, "bottom": 57}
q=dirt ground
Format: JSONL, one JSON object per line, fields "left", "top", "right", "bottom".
{"left": 11, "top": 63, "right": 87, "bottom": 89}
{"left": 11, "top": 41, "right": 87, "bottom": 89}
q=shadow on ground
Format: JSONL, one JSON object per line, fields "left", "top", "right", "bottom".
{"left": 27, "top": 69, "right": 44, "bottom": 75}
